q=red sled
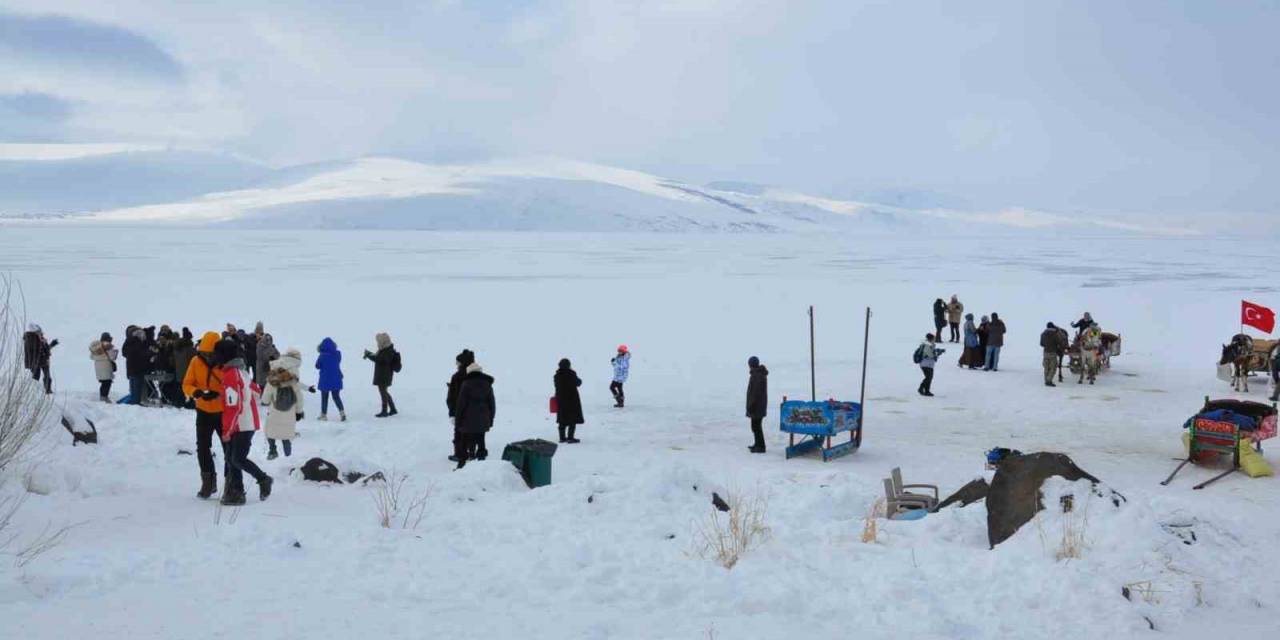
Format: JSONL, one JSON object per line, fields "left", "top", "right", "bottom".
{"left": 549, "top": 396, "right": 558, "bottom": 413}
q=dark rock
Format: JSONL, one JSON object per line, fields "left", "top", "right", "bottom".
{"left": 986, "top": 452, "right": 1100, "bottom": 549}
{"left": 300, "top": 458, "right": 342, "bottom": 483}
{"left": 587, "top": 495, "right": 594, "bottom": 504}
{"left": 936, "top": 478, "right": 989, "bottom": 511}
{"left": 177, "top": 449, "right": 193, "bottom": 456}
{"left": 712, "top": 492, "right": 730, "bottom": 512}
{"left": 665, "top": 534, "right": 676, "bottom": 540}
{"left": 60, "top": 415, "right": 97, "bottom": 446}
{"left": 292, "top": 541, "right": 302, "bottom": 549}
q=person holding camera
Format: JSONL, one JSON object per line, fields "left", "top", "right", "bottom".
{"left": 916, "top": 333, "right": 944, "bottom": 397}
{"left": 364, "top": 332, "right": 401, "bottom": 418}
{"left": 23, "top": 324, "right": 58, "bottom": 394}
{"left": 182, "top": 331, "right": 226, "bottom": 499}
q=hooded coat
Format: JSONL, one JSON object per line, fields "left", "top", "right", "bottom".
{"left": 947, "top": 297, "right": 965, "bottom": 324}
{"left": 367, "top": 334, "right": 399, "bottom": 387}
{"left": 446, "top": 349, "right": 476, "bottom": 417}
{"left": 746, "top": 363, "right": 769, "bottom": 419}
{"left": 554, "top": 361, "right": 584, "bottom": 426}
{"left": 122, "top": 331, "right": 151, "bottom": 378}
{"left": 932, "top": 299, "right": 947, "bottom": 327}
{"left": 172, "top": 331, "right": 195, "bottom": 386}
{"left": 181, "top": 332, "right": 225, "bottom": 413}
{"left": 988, "top": 318, "right": 1007, "bottom": 347}
{"left": 255, "top": 335, "right": 279, "bottom": 388}
{"left": 455, "top": 367, "right": 496, "bottom": 434}
{"left": 261, "top": 351, "right": 305, "bottom": 440}
{"left": 220, "top": 359, "right": 261, "bottom": 443}
{"left": 89, "top": 339, "right": 118, "bottom": 382}
{"left": 315, "top": 338, "right": 343, "bottom": 391}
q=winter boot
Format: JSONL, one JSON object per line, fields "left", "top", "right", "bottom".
{"left": 557, "top": 425, "right": 567, "bottom": 443}
{"left": 387, "top": 399, "right": 397, "bottom": 416}
{"left": 748, "top": 445, "right": 766, "bottom": 454}
{"left": 259, "top": 476, "right": 274, "bottom": 501}
{"left": 566, "top": 425, "right": 580, "bottom": 444}
{"left": 339, "top": 411, "right": 348, "bottom": 422}
{"left": 220, "top": 486, "right": 246, "bottom": 506}
{"left": 197, "top": 472, "right": 217, "bottom": 499}
{"left": 317, "top": 414, "right": 328, "bottom": 422}
{"left": 375, "top": 410, "right": 390, "bottom": 418}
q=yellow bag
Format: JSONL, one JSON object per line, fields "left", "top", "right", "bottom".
{"left": 1239, "top": 440, "right": 1274, "bottom": 478}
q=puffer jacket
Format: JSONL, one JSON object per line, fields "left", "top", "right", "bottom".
{"left": 220, "top": 360, "right": 261, "bottom": 442}
{"left": 455, "top": 370, "right": 496, "bottom": 434}
{"left": 919, "top": 342, "right": 940, "bottom": 368}
{"left": 947, "top": 299, "right": 965, "bottom": 324}
{"left": 315, "top": 338, "right": 343, "bottom": 391}
{"left": 89, "top": 340, "right": 118, "bottom": 382}
{"left": 611, "top": 352, "right": 631, "bottom": 383}
{"left": 261, "top": 352, "right": 305, "bottom": 440}
{"left": 746, "top": 364, "right": 769, "bottom": 418}
{"left": 182, "top": 332, "right": 225, "bottom": 413}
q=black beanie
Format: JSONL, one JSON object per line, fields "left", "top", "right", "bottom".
{"left": 214, "top": 338, "right": 239, "bottom": 365}
{"left": 748, "top": 356, "right": 760, "bottom": 367}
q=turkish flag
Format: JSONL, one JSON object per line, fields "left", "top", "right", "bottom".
{"left": 1242, "top": 300, "right": 1276, "bottom": 333}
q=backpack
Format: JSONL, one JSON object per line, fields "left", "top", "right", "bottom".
{"left": 392, "top": 349, "right": 402, "bottom": 373}
{"left": 274, "top": 384, "right": 297, "bottom": 412}
{"left": 912, "top": 344, "right": 925, "bottom": 364}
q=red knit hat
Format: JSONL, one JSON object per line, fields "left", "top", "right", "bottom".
{"left": 617, "top": 344, "right": 629, "bottom": 353}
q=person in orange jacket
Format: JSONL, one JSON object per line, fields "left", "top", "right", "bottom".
{"left": 182, "top": 331, "right": 225, "bottom": 499}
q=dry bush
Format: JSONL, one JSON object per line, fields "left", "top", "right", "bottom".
{"left": 861, "top": 497, "right": 886, "bottom": 543}
{"left": 1036, "top": 492, "right": 1091, "bottom": 561}
{"left": 694, "top": 488, "right": 771, "bottom": 569}
{"left": 369, "top": 471, "right": 431, "bottom": 530}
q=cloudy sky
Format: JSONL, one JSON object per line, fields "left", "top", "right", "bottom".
{"left": 0, "top": 0, "right": 1275, "bottom": 216}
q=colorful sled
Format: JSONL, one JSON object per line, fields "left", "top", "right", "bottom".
{"left": 779, "top": 398, "right": 862, "bottom": 461}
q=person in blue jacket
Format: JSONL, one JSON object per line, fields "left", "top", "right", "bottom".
{"left": 315, "top": 337, "right": 346, "bottom": 421}
{"left": 610, "top": 345, "right": 630, "bottom": 408}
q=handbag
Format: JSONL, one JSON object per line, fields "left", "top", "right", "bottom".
{"left": 549, "top": 396, "right": 558, "bottom": 413}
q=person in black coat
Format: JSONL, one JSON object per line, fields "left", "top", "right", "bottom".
{"left": 932, "top": 299, "right": 947, "bottom": 343}
{"left": 453, "top": 362, "right": 495, "bottom": 469}
{"left": 22, "top": 324, "right": 58, "bottom": 394}
{"left": 553, "top": 358, "right": 584, "bottom": 444}
{"left": 121, "top": 327, "right": 150, "bottom": 405}
{"left": 364, "top": 332, "right": 400, "bottom": 418}
{"left": 446, "top": 349, "right": 475, "bottom": 463}
{"left": 746, "top": 356, "right": 769, "bottom": 453}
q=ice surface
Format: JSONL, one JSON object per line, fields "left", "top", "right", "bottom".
{"left": 0, "top": 228, "right": 1276, "bottom": 639}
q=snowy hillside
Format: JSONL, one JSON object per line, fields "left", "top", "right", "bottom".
{"left": 0, "top": 148, "right": 1194, "bottom": 235}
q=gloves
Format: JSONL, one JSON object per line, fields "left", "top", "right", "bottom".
{"left": 49, "top": 339, "right": 59, "bottom": 348}
{"left": 308, "top": 385, "right": 317, "bottom": 393}
{"left": 296, "top": 412, "right": 304, "bottom": 421}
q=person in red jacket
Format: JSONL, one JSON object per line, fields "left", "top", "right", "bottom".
{"left": 215, "top": 339, "right": 273, "bottom": 506}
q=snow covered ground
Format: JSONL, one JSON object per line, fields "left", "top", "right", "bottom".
{"left": 0, "top": 227, "right": 1277, "bottom": 639}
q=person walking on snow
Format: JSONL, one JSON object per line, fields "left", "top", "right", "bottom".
{"left": 262, "top": 348, "right": 308, "bottom": 460}
{"left": 932, "top": 299, "right": 947, "bottom": 345}
{"left": 89, "top": 332, "right": 118, "bottom": 401}
{"left": 364, "top": 332, "right": 401, "bottom": 418}
{"left": 984, "top": 313, "right": 1007, "bottom": 372}
{"left": 916, "top": 334, "right": 943, "bottom": 396}
{"left": 746, "top": 356, "right": 769, "bottom": 453}
{"left": 182, "top": 331, "right": 225, "bottom": 499}
{"left": 610, "top": 345, "right": 630, "bottom": 408}
{"left": 946, "top": 295, "right": 965, "bottom": 343}
{"left": 453, "top": 362, "right": 496, "bottom": 469}
{"left": 315, "top": 337, "right": 346, "bottom": 421}
{"left": 554, "top": 359, "right": 584, "bottom": 444}
{"left": 447, "top": 349, "right": 476, "bottom": 462}
{"left": 23, "top": 324, "right": 58, "bottom": 394}
{"left": 1039, "top": 322, "right": 1067, "bottom": 387}
{"left": 215, "top": 339, "right": 272, "bottom": 505}
{"left": 255, "top": 333, "right": 279, "bottom": 389}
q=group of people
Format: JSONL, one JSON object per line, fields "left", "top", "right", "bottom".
{"left": 917, "top": 301, "right": 1109, "bottom": 394}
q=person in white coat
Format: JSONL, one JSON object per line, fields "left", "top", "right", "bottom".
{"left": 261, "top": 348, "right": 310, "bottom": 460}
{"left": 89, "top": 332, "right": 119, "bottom": 401}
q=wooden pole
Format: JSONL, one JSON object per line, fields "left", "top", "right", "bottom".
{"left": 809, "top": 305, "right": 816, "bottom": 402}
{"left": 860, "top": 306, "right": 871, "bottom": 408}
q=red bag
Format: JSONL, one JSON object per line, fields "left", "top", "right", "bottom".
{"left": 549, "top": 396, "right": 558, "bottom": 413}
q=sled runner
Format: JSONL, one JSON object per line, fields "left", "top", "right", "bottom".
{"left": 1162, "top": 397, "right": 1276, "bottom": 489}
{"left": 779, "top": 398, "right": 862, "bottom": 461}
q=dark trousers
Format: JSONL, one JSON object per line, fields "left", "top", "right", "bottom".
{"left": 224, "top": 431, "right": 267, "bottom": 492}
{"left": 320, "top": 389, "right": 344, "bottom": 414}
{"left": 378, "top": 385, "right": 396, "bottom": 413}
{"left": 949, "top": 322, "right": 960, "bottom": 342}
{"left": 454, "top": 432, "right": 481, "bottom": 463}
{"left": 195, "top": 410, "right": 221, "bottom": 475}
{"left": 610, "top": 381, "right": 625, "bottom": 406}
{"left": 919, "top": 366, "right": 934, "bottom": 394}
{"left": 934, "top": 321, "right": 945, "bottom": 341}
{"left": 33, "top": 362, "right": 52, "bottom": 393}
{"left": 268, "top": 438, "right": 292, "bottom": 456}
{"left": 128, "top": 376, "right": 146, "bottom": 405}
{"left": 98, "top": 380, "right": 112, "bottom": 399}
{"left": 750, "top": 416, "right": 765, "bottom": 449}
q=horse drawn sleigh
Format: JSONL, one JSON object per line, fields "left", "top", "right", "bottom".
{"left": 1066, "top": 329, "right": 1121, "bottom": 384}
{"left": 1218, "top": 334, "right": 1278, "bottom": 393}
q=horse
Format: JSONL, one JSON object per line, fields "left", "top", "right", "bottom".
{"left": 1220, "top": 333, "right": 1257, "bottom": 392}
{"left": 1072, "top": 334, "right": 1102, "bottom": 385}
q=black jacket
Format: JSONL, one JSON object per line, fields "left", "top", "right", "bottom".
{"left": 122, "top": 334, "right": 150, "bottom": 378}
{"left": 366, "top": 346, "right": 398, "bottom": 387}
{"left": 455, "top": 371, "right": 496, "bottom": 434}
{"left": 746, "top": 364, "right": 769, "bottom": 418}
{"left": 554, "top": 366, "right": 584, "bottom": 426}
{"left": 23, "top": 331, "right": 49, "bottom": 370}
{"left": 446, "top": 368, "right": 466, "bottom": 417}
{"left": 932, "top": 300, "right": 947, "bottom": 325}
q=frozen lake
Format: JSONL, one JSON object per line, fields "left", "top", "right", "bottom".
{"left": 0, "top": 227, "right": 1276, "bottom": 639}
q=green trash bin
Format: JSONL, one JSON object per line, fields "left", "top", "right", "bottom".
{"left": 502, "top": 438, "right": 558, "bottom": 488}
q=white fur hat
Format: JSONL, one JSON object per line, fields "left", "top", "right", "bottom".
{"left": 466, "top": 362, "right": 483, "bottom": 374}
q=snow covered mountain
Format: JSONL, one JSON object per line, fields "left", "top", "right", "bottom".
{"left": 0, "top": 147, "right": 1195, "bottom": 235}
